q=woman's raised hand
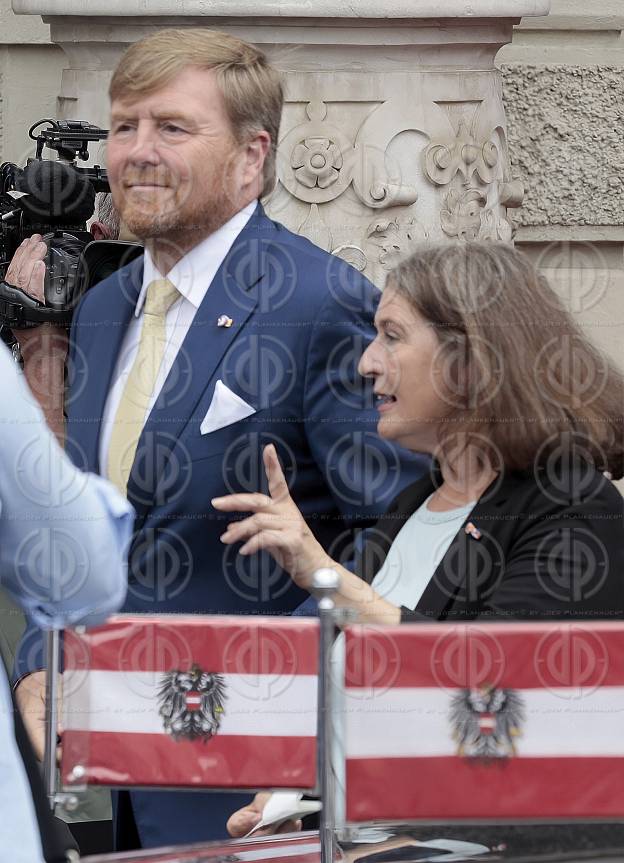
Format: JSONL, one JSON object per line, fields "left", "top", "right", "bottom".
{"left": 212, "top": 444, "right": 331, "bottom": 587}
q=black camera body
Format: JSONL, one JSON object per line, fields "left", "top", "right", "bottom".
{"left": 0, "top": 119, "right": 140, "bottom": 330}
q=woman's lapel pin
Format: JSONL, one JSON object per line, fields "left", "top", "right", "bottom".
{"left": 465, "top": 522, "right": 482, "bottom": 540}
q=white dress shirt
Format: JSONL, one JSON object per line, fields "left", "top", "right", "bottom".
{"left": 0, "top": 344, "right": 133, "bottom": 863}
{"left": 99, "top": 201, "right": 257, "bottom": 476}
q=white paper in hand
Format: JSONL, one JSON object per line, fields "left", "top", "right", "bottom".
{"left": 246, "top": 791, "right": 322, "bottom": 837}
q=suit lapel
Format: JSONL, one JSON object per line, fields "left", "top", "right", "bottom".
{"left": 69, "top": 258, "right": 143, "bottom": 472}
{"left": 126, "top": 207, "right": 271, "bottom": 516}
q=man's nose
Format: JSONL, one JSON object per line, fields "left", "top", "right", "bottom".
{"left": 128, "top": 122, "right": 160, "bottom": 165}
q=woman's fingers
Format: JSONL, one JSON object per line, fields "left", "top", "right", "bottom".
{"left": 212, "top": 492, "right": 272, "bottom": 512}
{"left": 263, "top": 444, "right": 290, "bottom": 502}
{"left": 212, "top": 447, "right": 292, "bottom": 519}
{"left": 220, "top": 512, "right": 283, "bottom": 544}
{"left": 239, "top": 529, "right": 285, "bottom": 557}
{"left": 214, "top": 447, "right": 310, "bottom": 574}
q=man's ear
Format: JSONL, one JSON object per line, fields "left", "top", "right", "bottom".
{"left": 241, "top": 131, "right": 271, "bottom": 191}
{"left": 90, "top": 220, "right": 112, "bottom": 241}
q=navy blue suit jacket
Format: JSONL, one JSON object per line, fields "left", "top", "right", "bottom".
{"left": 16, "top": 204, "right": 426, "bottom": 848}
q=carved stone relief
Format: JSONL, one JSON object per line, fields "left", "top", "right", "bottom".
{"left": 280, "top": 99, "right": 421, "bottom": 214}
{"left": 275, "top": 85, "right": 526, "bottom": 285}
{"left": 440, "top": 187, "right": 486, "bottom": 240}
{"left": 430, "top": 116, "right": 525, "bottom": 246}
{"left": 297, "top": 203, "right": 333, "bottom": 252}
{"left": 292, "top": 138, "right": 343, "bottom": 190}
{"left": 424, "top": 121, "right": 500, "bottom": 187}
{"left": 440, "top": 179, "right": 524, "bottom": 243}
{"left": 280, "top": 101, "right": 354, "bottom": 205}
{"left": 366, "top": 216, "right": 428, "bottom": 271}
{"left": 331, "top": 244, "right": 368, "bottom": 272}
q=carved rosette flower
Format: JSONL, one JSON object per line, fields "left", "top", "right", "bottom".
{"left": 291, "top": 137, "right": 343, "bottom": 189}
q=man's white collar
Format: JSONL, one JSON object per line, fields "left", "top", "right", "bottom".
{"left": 135, "top": 200, "right": 258, "bottom": 316}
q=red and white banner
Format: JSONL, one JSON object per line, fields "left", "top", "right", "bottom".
{"left": 61, "top": 614, "right": 319, "bottom": 790}
{"left": 344, "top": 622, "right": 624, "bottom": 822}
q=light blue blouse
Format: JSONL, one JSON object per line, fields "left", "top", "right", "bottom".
{"left": 371, "top": 493, "right": 476, "bottom": 610}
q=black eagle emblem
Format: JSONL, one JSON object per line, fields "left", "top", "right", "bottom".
{"left": 449, "top": 685, "right": 525, "bottom": 759}
{"left": 157, "top": 665, "right": 227, "bottom": 743}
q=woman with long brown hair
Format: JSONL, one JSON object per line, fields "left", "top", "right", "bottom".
{"left": 213, "top": 241, "right": 624, "bottom": 625}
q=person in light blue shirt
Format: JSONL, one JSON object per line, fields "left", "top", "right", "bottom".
{"left": 0, "top": 341, "right": 133, "bottom": 863}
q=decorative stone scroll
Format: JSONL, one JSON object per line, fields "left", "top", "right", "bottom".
{"left": 13, "top": 0, "right": 550, "bottom": 287}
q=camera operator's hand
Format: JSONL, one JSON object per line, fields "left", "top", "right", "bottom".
{"left": 6, "top": 234, "right": 68, "bottom": 443}
{"left": 5, "top": 234, "right": 47, "bottom": 304}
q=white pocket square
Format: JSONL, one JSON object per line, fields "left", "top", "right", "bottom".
{"left": 200, "top": 380, "right": 256, "bottom": 435}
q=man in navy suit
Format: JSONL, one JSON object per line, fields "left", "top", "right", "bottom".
{"left": 14, "top": 27, "right": 425, "bottom": 850}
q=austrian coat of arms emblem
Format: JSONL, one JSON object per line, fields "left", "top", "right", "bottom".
{"left": 157, "top": 665, "right": 227, "bottom": 743}
{"left": 450, "top": 685, "right": 525, "bottom": 759}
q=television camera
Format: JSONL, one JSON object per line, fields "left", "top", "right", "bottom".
{"left": 0, "top": 118, "right": 141, "bottom": 330}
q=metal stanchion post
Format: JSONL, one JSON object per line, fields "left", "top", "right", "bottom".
{"left": 43, "top": 628, "right": 61, "bottom": 810}
{"left": 43, "top": 628, "right": 80, "bottom": 817}
{"left": 310, "top": 568, "right": 341, "bottom": 863}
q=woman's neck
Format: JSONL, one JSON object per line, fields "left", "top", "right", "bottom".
{"left": 427, "top": 452, "right": 498, "bottom": 512}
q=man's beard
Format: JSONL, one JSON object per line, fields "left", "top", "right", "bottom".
{"left": 121, "top": 192, "right": 234, "bottom": 244}
{"left": 118, "top": 170, "right": 236, "bottom": 244}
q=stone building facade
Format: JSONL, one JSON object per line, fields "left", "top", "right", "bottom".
{"left": 0, "top": 0, "right": 622, "bottom": 367}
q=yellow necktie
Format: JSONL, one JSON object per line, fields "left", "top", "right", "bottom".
{"left": 107, "top": 278, "right": 180, "bottom": 495}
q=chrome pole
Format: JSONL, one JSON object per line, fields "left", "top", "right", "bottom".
{"left": 43, "top": 628, "right": 61, "bottom": 810}
{"left": 310, "top": 568, "right": 341, "bottom": 863}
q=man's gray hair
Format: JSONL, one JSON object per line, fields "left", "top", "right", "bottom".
{"left": 95, "top": 192, "right": 121, "bottom": 239}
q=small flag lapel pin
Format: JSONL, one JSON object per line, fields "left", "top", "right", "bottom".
{"left": 465, "top": 521, "right": 482, "bottom": 540}
{"left": 217, "top": 315, "right": 234, "bottom": 328}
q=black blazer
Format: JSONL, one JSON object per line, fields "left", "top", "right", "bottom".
{"left": 357, "top": 462, "right": 624, "bottom": 622}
